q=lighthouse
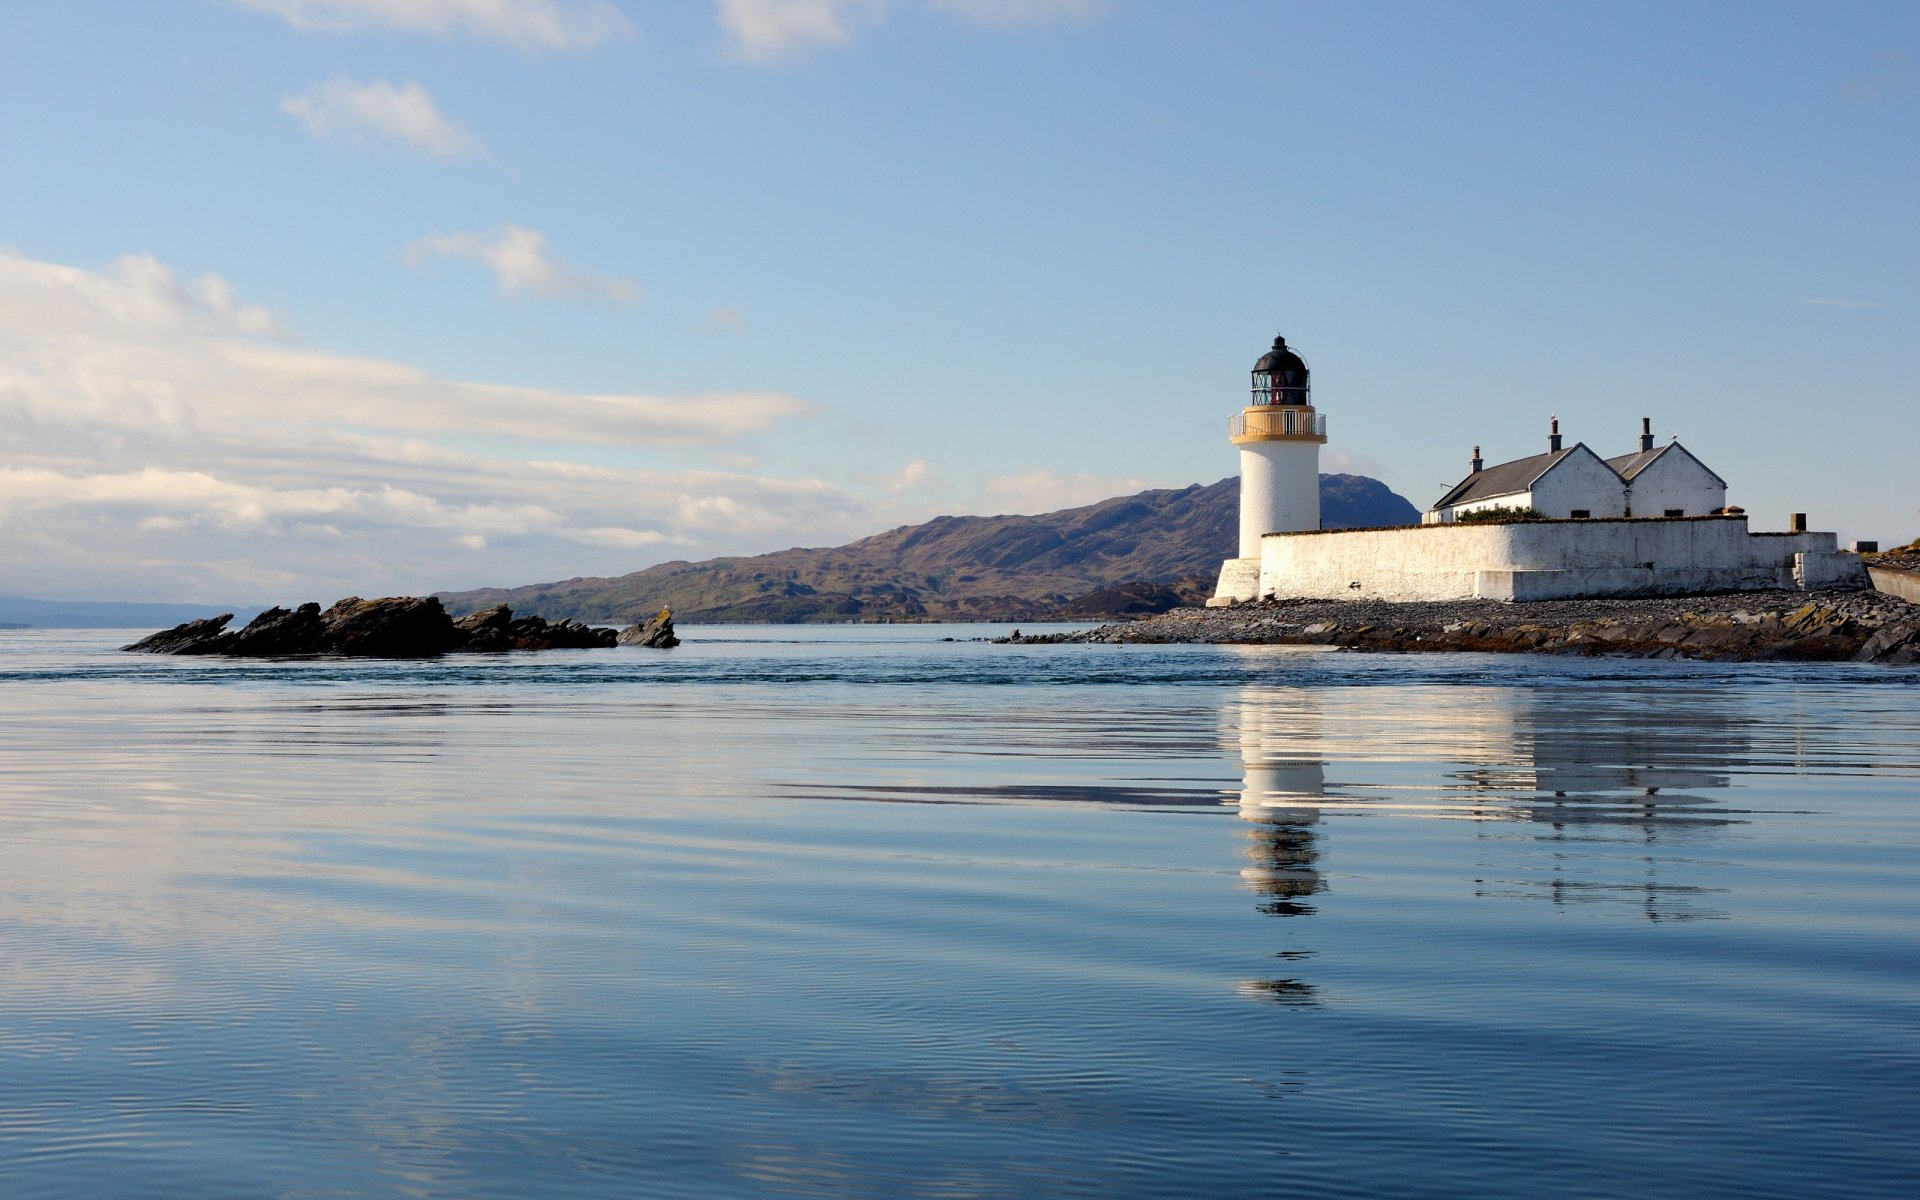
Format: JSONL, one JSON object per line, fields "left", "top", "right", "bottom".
{"left": 1212, "top": 333, "right": 1326, "bottom": 603}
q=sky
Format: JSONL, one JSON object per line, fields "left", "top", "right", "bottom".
{"left": 1, "top": 0, "right": 1914, "bottom": 603}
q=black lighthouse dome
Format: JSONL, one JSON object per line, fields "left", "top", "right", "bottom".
{"left": 1251, "top": 334, "right": 1310, "bottom": 407}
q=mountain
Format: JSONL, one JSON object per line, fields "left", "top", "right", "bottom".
{"left": 0, "top": 596, "right": 266, "bottom": 630}
{"left": 437, "top": 474, "right": 1421, "bottom": 624}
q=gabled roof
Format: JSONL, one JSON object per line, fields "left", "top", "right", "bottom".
{"left": 1433, "top": 446, "right": 1587, "bottom": 510}
{"left": 1603, "top": 440, "right": 1727, "bottom": 489}
{"left": 1604, "top": 446, "right": 1663, "bottom": 480}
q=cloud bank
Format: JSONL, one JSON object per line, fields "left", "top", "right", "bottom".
{"left": 0, "top": 250, "right": 876, "bottom": 602}
{"left": 0, "top": 250, "right": 1171, "bottom": 603}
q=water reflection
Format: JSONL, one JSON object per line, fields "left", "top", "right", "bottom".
{"left": 1229, "top": 691, "right": 1326, "bottom": 1005}
{"left": 1225, "top": 681, "right": 1748, "bottom": 970}
{"left": 1467, "top": 689, "right": 1744, "bottom": 921}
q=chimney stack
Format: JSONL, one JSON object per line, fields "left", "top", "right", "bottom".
{"left": 1471, "top": 445, "right": 1483, "bottom": 474}
{"left": 1790, "top": 512, "right": 1808, "bottom": 533}
{"left": 1640, "top": 417, "right": 1654, "bottom": 452}
{"left": 1548, "top": 417, "right": 1563, "bottom": 453}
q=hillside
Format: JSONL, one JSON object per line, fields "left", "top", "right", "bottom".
{"left": 438, "top": 474, "right": 1420, "bottom": 623}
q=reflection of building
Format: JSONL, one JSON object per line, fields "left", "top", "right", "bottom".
{"left": 1229, "top": 688, "right": 1326, "bottom": 1005}
{"left": 1223, "top": 682, "right": 1746, "bottom": 928}
{"left": 1475, "top": 690, "right": 1746, "bottom": 921}
{"left": 1231, "top": 688, "right": 1326, "bottom": 903}
{"left": 1458, "top": 688, "right": 1744, "bottom": 824}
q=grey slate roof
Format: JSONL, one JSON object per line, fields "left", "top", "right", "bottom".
{"left": 1603, "top": 441, "right": 1728, "bottom": 488}
{"left": 1605, "top": 447, "right": 1663, "bottom": 479}
{"left": 1432, "top": 448, "right": 1574, "bottom": 509}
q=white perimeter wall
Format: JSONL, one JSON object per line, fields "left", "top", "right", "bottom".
{"left": 1238, "top": 442, "right": 1320, "bottom": 558}
{"left": 1255, "top": 517, "right": 1866, "bottom": 602}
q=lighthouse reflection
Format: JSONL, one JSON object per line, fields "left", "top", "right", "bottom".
{"left": 1229, "top": 689, "right": 1329, "bottom": 1005}
{"left": 1226, "top": 679, "right": 1747, "bottom": 996}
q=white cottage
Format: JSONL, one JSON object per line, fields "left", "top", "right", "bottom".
{"left": 1424, "top": 418, "right": 1726, "bottom": 524}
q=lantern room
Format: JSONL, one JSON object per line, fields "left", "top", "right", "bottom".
{"left": 1232, "top": 332, "right": 1325, "bottom": 446}
{"left": 1251, "top": 334, "right": 1311, "bottom": 407}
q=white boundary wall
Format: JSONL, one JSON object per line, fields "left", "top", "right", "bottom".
{"left": 1249, "top": 517, "right": 1866, "bottom": 602}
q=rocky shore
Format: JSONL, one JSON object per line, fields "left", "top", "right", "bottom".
{"left": 124, "top": 597, "right": 679, "bottom": 657}
{"left": 1005, "top": 585, "right": 1920, "bottom": 664}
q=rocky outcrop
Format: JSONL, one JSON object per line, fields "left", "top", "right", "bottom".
{"left": 1052, "top": 580, "right": 1207, "bottom": 619}
{"left": 1009, "top": 589, "right": 1920, "bottom": 665}
{"left": 124, "top": 597, "right": 615, "bottom": 657}
{"left": 123, "top": 614, "right": 243, "bottom": 655}
{"left": 453, "top": 604, "right": 616, "bottom": 651}
{"left": 617, "top": 607, "right": 680, "bottom": 648}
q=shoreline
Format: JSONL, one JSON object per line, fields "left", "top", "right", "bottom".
{"left": 1003, "top": 585, "right": 1920, "bottom": 664}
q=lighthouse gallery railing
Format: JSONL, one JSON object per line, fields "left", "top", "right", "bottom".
{"left": 1231, "top": 409, "right": 1326, "bottom": 439}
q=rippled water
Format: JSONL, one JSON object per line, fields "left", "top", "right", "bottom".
{"left": 1, "top": 625, "right": 1916, "bottom": 1199}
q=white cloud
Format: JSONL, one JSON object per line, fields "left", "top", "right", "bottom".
{"left": 0, "top": 249, "right": 926, "bottom": 602}
{"left": 716, "top": 0, "right": 883, "bottom": 61}
{"left": 189, "top": 273, "right": 285, "bottom": 337}
{"left": 853, "top": 458, "right": 933, "bottom": 494}
{"left": 238, "top": 0, "right": 633, "bottom": 52}
{"left": 405, "top": 224, "right": 637, "bottom": 306}
{"left": 568, "top": 526, "right": 681, "bottom": 549}
{"left": 714, "top": 0, "right": 1098, "bottom": 60}
{"left": 1322, "top": 448, "right": 1389, "bottom": 479}
{"left": 103, "top": 254, "right": 288, "bottom": 338}
{"left": 281, "top": 78, "right": 484, "bottom": 162}
{"left": 970, "top": 471, "right": 1161, "bottom": 517}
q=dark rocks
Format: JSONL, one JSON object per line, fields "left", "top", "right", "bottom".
{"left": 618, "top": 607, "right": 680, "bottom": 648}
{"left": 1011, "top": 588, "right": 1920, "bottom": 664}
{"left": 454, "top": 604, "right": 616, "bottom": 651}
{"left": 122, "top": 613, "right": 241, "bottom": 655}
{"left": 1856, "top": 622, "right": 1920, "bottom": 666}
{"left": 1053, "top": 580, "right": 1205, "bottom": 619}
{"left": 125, "top": 596, "right": 615, "bottom": 657}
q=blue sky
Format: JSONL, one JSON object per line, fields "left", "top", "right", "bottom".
{"left": 1, "top": 0, "right": 1913, "bottom": 602}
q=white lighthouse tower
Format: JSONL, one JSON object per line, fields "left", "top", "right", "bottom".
{"left": 1211, "top": 333, "right": 1325, "bottom": 604}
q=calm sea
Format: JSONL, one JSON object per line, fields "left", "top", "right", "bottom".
{"left": 1, "top": 625, "right": 1916, "bottom": 1199}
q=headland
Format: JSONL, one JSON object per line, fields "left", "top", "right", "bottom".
{"left": 1006, "top": 582, "right": 1920, "bottom": 664}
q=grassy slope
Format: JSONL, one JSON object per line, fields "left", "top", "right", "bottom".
{"left": 438, "top": 474, "right": 1419, "bottom": 623}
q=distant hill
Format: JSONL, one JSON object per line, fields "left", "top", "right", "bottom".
{"left": 438, "top": 474, "right": 1420, "bottom": 624}
{"left": 0, "top": 596, "right": 265, "bottom": 630}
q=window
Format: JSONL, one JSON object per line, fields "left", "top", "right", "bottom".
{"left": 1664, "top": 508, "right": 1684, "bottom": 518}
{"left": 1570, "top": 509, "right": 1591, "bottom": 519}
